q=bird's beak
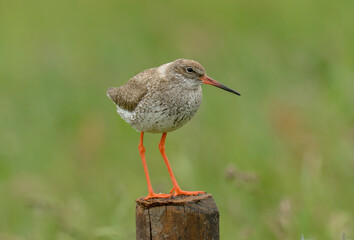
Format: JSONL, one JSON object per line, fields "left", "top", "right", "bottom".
{"left": 200, "top": 75, "right": 241, "bottom": 96}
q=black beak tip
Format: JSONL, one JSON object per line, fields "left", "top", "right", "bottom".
{"left": 233, "top": 91, "right": 241, "bottom": 96}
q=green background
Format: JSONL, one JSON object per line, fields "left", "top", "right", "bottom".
{"left": 1, "top": 0, "right": 353, "bottom": 239}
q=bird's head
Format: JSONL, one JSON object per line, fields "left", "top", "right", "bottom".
{"left": 170, "top": 59, "right": 240, "bottom": 96}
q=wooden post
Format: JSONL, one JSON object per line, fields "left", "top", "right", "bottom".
{"left": 136, "top": 193, "right": 219, "bottom": 240}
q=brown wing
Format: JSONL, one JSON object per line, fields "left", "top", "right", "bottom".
{"left": 107, "top": 72, "right": 150, "bottom": 112}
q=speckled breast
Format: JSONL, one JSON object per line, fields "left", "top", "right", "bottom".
{"left": 129, "top": 86, "right": 203, "bottom": 133}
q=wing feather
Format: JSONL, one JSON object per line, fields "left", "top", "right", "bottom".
{"left": 107, "top": 71, "right": 151, "bottom": 112}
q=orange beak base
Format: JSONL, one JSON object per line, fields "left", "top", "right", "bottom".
{"left": 200, "top": 75, "right": 241, "bottom": 96}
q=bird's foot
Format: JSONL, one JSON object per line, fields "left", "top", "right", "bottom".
{"left": 170, "top": 187, "right": 205, "bottom": 197}
{"left": 144, "top": 192, "right": 172, "bottom": 200}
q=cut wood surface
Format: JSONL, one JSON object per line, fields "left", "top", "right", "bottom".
{"left": 136, "top": 193, "right": 219, "bottom": 240}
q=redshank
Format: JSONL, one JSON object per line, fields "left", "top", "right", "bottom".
{"left": 107, "top": 59, "right": 240, "bottom": 199}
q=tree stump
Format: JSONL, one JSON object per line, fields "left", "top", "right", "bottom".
{"left": 136, "top": 193, "right": 219, "bottom": 240}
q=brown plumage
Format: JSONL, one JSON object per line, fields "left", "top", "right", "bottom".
{"left": 107, "top": 73, "right": 149, "bottom": 111}
{"left": 107, "top": 59, "right": 240, "bottom": 199}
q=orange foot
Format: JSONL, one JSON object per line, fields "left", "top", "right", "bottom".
{"left": 170, "top": 187, "right": 205, "bottom": 197}
{"left": 144, "top": 193, "right": 172, "bottom": 200}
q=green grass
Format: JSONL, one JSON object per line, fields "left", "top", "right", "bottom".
{"left": 0, "top": 0, "right": 353, "bottom": 239}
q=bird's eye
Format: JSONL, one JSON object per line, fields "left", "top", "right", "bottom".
{"left": 186, "top": 67, "right": 194, "bottom": 73}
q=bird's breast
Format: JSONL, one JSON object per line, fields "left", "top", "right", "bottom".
{"left": 130, "top": 86, "right": 202, "bottom": 133}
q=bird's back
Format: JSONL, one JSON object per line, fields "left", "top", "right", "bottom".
{"left": 107, "top": 67, "right": 203, "bottom": 133}
{"left": 107, "top": 68, "right": 158, "bottom": 111}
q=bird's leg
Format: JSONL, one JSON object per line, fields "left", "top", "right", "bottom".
{"left": 138, "top": 132, "right": 171, "bottom": 199}
{"left": 159, "top": 133, "right": 205, "bottom": 197}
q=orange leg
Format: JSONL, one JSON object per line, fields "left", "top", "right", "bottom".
{"left": 159, "top": 133, "right": 204, "bottom": 197}
{"left": 138, "top": 132, "right": 171, "bottom": 199}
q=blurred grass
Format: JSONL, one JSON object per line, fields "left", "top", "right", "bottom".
{"left": 0, "top": 0, "right": 353, "bottom": 239}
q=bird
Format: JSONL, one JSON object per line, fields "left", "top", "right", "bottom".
{"left": 107, "top": 59, "right": 240, "bottom": 199}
